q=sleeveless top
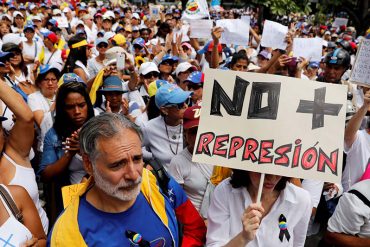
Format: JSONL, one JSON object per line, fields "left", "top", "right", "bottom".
{"left": 4, "top": 153, "right": 49, "bottom": 233}
{"left": 0, "top": 184, "right": 32, "bottom": 246}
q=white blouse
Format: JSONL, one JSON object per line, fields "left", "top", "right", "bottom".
{"left": 206, "top": 178, "right": 311, "bottom": 247}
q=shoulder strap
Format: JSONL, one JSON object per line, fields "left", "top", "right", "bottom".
{"left": 0, "top": 185, "right": 23, "bottom": 223}
{"left": 348, "top": 189, "right": 370, "bottom": 208}
{"left": 148, "top": 158, "right": 170, "bottom": 197}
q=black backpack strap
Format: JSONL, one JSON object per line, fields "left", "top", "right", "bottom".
{"left": 348, "top": 189, "right": 370, "bottom": 208}
{"left": 147, "top": 158, "right": 170, "bottom": 197}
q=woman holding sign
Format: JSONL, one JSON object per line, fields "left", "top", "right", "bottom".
{"left": 206, "top": 170, "right": 311, "bottom": 246}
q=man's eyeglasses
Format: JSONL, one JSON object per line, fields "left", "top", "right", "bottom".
{"left": 164, "top": 102, "right": 186, "bottom": 110}
{"left": 43, "top": 78, "right": 58, "bottom": 83}
{"left": 187, "top": 83, "right": 202, "bottom": 90}
{"left": 143, "top": 72, "right": 159, "bottom": 79}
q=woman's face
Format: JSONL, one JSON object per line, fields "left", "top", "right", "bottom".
{"left": 64, "top": 92, "right": 88, "bottom": 128}
{"left": 9, "top": 50, "right": 22, "bottom": 66}
{"left": 0, "top": 60, "right": 11, "bottom": 74}
{"left": 39, "top": 72, "right": 58, "bottom": 97}
{"left": 24, "top": 29, "right": 35, "bottom": 40}
{"left": 0, "top": 23, "right": 10, "bottom": 35}
{"left": 249, "top": 172, "right": 282, "bottom": 193}
{"left": 161, "top": 102, "right": 187, "bottom": 121}
{"left": 14, "top": 16, "right": 24, "bottom": 27}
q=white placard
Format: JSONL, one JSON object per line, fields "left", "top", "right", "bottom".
{"left": 293, "top": 38, "right": 323, "bottom": 62}
{"left": 193, "top": 69, "right": 347, "bottom": 183}
{"left": 189, "top": 19, "right": 213, "bottom": 39}
{"left": 149, "top": 5, "right": 161, "bottom": 20}
{"left": 332, "top": 18, "right": 348, "bottom": 28}
{"left": 216, "top": 19, "right": 250, "bottom": 45}
{"left": 350, "top": 39, "right": 370, "bottom": 87}
{"left": 260, "top": 20, "right": 288, "bottom": 50}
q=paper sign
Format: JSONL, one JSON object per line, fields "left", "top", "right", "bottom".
{"left": 149, "top": 5, "right": 161, "bottom": 20}
{"left": 261, "top": 20, "right": 288, "bottom": 50}
{"left": 189, "top": 19, "right": 213, "bottom": 39}
{"left": 293, "top": 38, "right": 323, "bottom": 62}
{"left": 332, "top": 18, "right": 348, "bottom": 28}
{"left": 350, "top": 39, "right": 370, "bottom": 87}
{"left": 216, "top": 19, "right": 249, "bottom": 45}
{"left": 54, "top": 17, "right": 68, "bottom": 28}
{"left": 193, "top": 69, "right": 347, "bottom": 183}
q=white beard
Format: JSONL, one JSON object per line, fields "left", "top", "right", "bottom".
{"left": 93, "top": 168, "right": 142, "bottom": 202}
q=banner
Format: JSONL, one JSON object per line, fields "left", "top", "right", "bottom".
{"left": 350, "top": 39, "right": 370, "bottom": 87}
{"left": 193, "top": 69, "right": 347, "bottom": 183}
{"left": 182, "top": 0, "right": 210, "bottom": 20}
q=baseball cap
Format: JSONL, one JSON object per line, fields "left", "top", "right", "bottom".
{"left": 160, "top": 54, "right": 177, "bottom": 64}
{"left": 174, "top": 62, "right": 196, "bottom": 77}
{"left": 198, "top": 40, "right": 222, "bottom": 55}
{"left": 132, "top": 13, "right": 140, "bottom": 19}
{"left": 95, "top": 37, "right": 108, "bottom": 46}
{"left": 99, "top": 76, "right": 124, "bottom": 93}
{"left": 132, "top": 26, "right": 140, "bottom": 32}
{"left": 155, "top": 83, "right": 192, "bottom": 108}
{"left": 181, "top": 42, "right": 192, "bottom": 50}
{"left": 2, "top": 33, "right": 23, "bottom": 45}
{"left": 61, "top": 73, "right": 85, "bottom": 84}
{"left": 133, "top": 38, "right": 145, "bottom": 48}
{"left": 104, "top": 31, "right": 115, "bottom": 40}
{"left": 183, "top": 105, "right": 201, "bottom": 129}
{"left": 48, "top": 19, "right": 58, "bottom": 27}
{"left": 148, "top": 80, "right": 169, "bottom": 97}
{"left": 104, "top": 47, "right": 125, "bottom": 66}
{"left": 23, "top": 24, "right": 35, "bottom": 32}
{"left": 308, "top": 61, "right": 320, "bottom": 68}
{"left": 13, "top": 11, "right": 24, "bottom": 18}
{"left": 32, "top": 15, "right": 42, "bottom": 22}
{"left": 0, "top": 51, "right": 14, "bottom": 62}
{"left": 185, "top": 71, "right": 204, "bottom": 84}
{"left": 53, "top": 9, "right": 62, "bottom": 16}
{"left": 258, "top": 50, "right": 271, "bottom": 60}
{"left": 63, "top": 7, "right": 71, "bottom": 13}
{"left": 139, "top": 62, "right": 159, "bottom": 75}
{"left": 2, "top": 42, "right": 21, "bottom": 53}
{"left": 112, "top": 34, "right": 126, "bottom": 46}
{"left": 116, "top": 25, "right": 125, "bottom": 33}
{"left": 41, "top": 31, "right": 58, "bottom": 44}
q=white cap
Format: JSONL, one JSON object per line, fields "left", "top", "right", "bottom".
{"left": 53, "top": 9, "right": 62, "bottom": 16}
{"left": 139, "top": 62, "right": 159, "bottom": 75}
{"left": 132, "top": 13, "right": 140, "bottom": 19}
{"left": 13, "top": 11, "right": 24, "bottom": 18}
{"left": 174, "top": 62, "right": 195, "bottom": 77}
{"left": 29, "top": 4, "right": 37, "bottom": 10}
{"left": 32, "top": 15, "right": 42, "bottom": 22}
{"left": 1, "top": 14, "right": 12, "bottom": 21}
{"left": 2, "top": 33, "right": 23, "bottom": 45}
{"left": 104, "top": 46, "right": 126, "bottom": 66}
{"left": 105, "top": 10, "right": 115, "bottom": 19}
{"left": 104, "top": 31, "right": 115, "bottom": 40}
{"left": 75, "top": 20, "right": 85, "bottom": 27}
{"left": 63, "top": 7, "right": 71, "bottom": 13}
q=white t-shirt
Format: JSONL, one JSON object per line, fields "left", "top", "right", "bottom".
{"left": 342, "top": 130, "right": 370, "bottom": 192}
{"left": 327, "top": 179, "right": 370, "bottom": 238}
{"left": 87, "top": 57, "right": 104, "bottom": 80}
{"left": 22, "top": 40, "right": 42, "bottom": 62}
{"left": 141, "top": 116, "right": 184, "bottom": 169}
{"left": 206, "top": 179, "right": 312, "bottom": 247}
{"left": 169, "top": 148, "right": 213, "bottom": 212}
{"left": 43, "top": 48, "right": 63, "bottom": 72}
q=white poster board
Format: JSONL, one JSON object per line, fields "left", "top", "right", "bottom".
{"left": 149, "top": 5, "right": 161, "bottom": 20}
{"left": 193, "top": 69, "right": 347, "bottom": 183}
{"left": 350, "top": 39, "right": 370, "bottom": 87}
{"left": 54, "top": 17, "right": 68, "bottom": 28}
{"left": 216, "top": 19, "right": 250, "bottom": 46}
{"left": 189, "top": 19, "right": 213, "bottom": 39}
{"left": 332, "top": 18, "right": 348, "bottom": 28}
{"left": 293, "top": 38, "right": 323, "bottom": 62}
{"left": 260, "top": 20, "right": 288, "bottom": 50}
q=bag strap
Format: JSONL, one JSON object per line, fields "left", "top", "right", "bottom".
{"left": 348, "top": 189, "right": 370, "bottom": 208}
{"left": 0, "top": 185, "right": 24, "bottom": 223}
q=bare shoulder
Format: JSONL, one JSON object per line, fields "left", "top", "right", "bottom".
{"left": 6, "top": 184, "right": 31, "bottom": 209}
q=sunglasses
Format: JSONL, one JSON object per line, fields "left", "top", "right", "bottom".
{"left": 97, "top": 43, "right": 108, "bottom": 48}
{"left": 164, "top": 102, "right": 186, "bottom": 110}
{"left": 187, "top": 83, "right": 202, "bottom": 90}
{"left": 143, "top": 72, "right": 159, "bottom": 79}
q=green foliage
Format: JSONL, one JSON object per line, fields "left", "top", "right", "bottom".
{"left": 251, "top": 0, "right": 312, "bottom": 15}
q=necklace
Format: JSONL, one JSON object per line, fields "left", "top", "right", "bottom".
{"left": 164, "top": 117, "right": 182, "bottom": 155}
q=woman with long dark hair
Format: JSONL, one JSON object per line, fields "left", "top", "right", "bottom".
{"left": 206, "top": 170, "right": 312, "bottom": 246}
{"left": 62, "top": 35, "right": 90, "bottom": 82}
{"left": 39, "top": 82, "right": 94, "bottom": 221}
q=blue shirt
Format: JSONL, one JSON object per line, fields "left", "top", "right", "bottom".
{"left": 78, "top": 192, "right": 173, "bottom": 247}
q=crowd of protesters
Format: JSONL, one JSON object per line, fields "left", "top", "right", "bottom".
{"left": 0, "top": 1, "right": 369, "bottom": 246}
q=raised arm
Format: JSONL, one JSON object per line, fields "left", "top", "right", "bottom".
{"left": 210, "top": 27, "right": 223, "bottom": 69}
{"left": 0, "top": 79, "right": 34, "bottom": 160}
{"left": 344, "top": 89, "right": 370, "bottom": 147}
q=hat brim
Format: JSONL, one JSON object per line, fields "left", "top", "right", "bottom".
{"left": 167, "top": 90, "right": 193, "bottom": 105}
{"left": 104, "top": 59, "right": 117, "bottom": 66}
{"left": 39, "top": 67, "right": 60, "bottom": 76}
{"left": 183, "top": 119, "right": 199, "bottom": 129}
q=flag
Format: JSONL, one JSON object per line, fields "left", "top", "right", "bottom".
{"left": 210, "top": 0, "right": 223, "bottom": 12}
{"left": 182, "top": 0, "right": 210, "bottom": 20}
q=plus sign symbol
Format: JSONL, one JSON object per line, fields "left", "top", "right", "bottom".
{"left": 296, "top": 87, "right": 343, "bottom": 129}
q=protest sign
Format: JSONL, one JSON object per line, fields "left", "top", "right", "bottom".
{"left": 189, "top": 19, "right": 213, "bottom": 39}
{"left": 350, "top": 39, "right": 370, "bottom": 87}
{"left": 332, "top": 18, "right": 348, "bottom": 28}
{"left": 182, "top": 0, "right": 210, "bottom": 20}
{"left": 149, "top": 5, "right": 161, "bottom": 20}
{"left": 293, "top": 38, "right": 323, "bottom": 62}
{"left": 260, "top": 20, "right": 288, "bottom": 50}
{"left": 54, "top": 17, "right": 68, "bottom": 28}
{"left": 193, "top": 69, "right": 347, "bottom": 183}
{"left": 216, "top": 19, "right": 249, "bottom": 45}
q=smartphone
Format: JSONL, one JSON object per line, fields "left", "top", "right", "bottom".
{"left": 116, "top": 52, "right": 126, "bottom": 71}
